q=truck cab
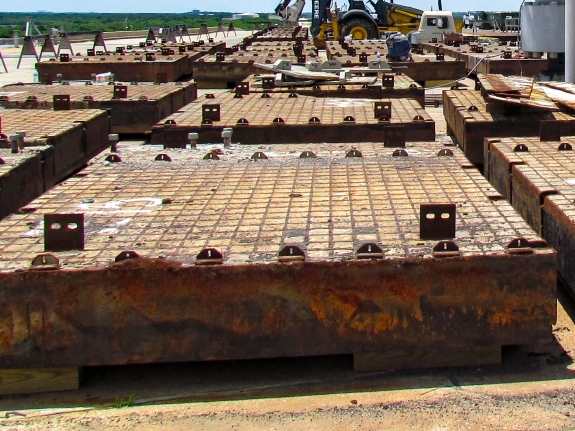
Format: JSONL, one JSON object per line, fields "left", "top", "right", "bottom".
{"left": 408, "top": 10, "right": 457, "bottom": 44}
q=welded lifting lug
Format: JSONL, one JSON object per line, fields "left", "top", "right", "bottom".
{"left": 115, "top": 251, "right": 141, "bottom": 262}
{"left": 558, "top": 143, "right": 573, "bottom": 151}
{"left": 205, "top": 93, "right": 216, "bottom": 99}
{"left": 83, "top": 95, "right": 94, "bottom": 102}
{"left": 236, "top": 118, "right": 249, "bottom": 125}
{"left": 251, "top": 152, "right": 268, "bottom": 160}
{"left": 513, "top": 144, "right": 528, "bottom": 152}
{"left": 202, "top": 104, "right": 221, "bottom": 122}
{"left": 234, "top": 93, "right": 243, "bottom": 99}
{"left": 300, "top": 151, "right": 316, "bottom": 158}
{"left": 44, "top": 213, "right": 85, "bottom": 252}
{"left": 30, "top": 253, "right": 60, "bottom": 271}
{"left": 308, "top": 117, "right": 321, "bottom": 124}
{"left": 113, "top": 85, "right": 128, "bottom": 99}
{"left": 420, "top": 204, "right": 456, "bottom": 240}
{"left": 507, "top": 238, "right": 534, "bottom": 255}
{"left": 438, "top": 149, "right": 454, "bottom": 157}
{"left": 413, "top": 115, "right": 425, "bottom": 122}
{"left": 138, "top": 96, "right": 148, "bottom": 101}
{"left": 374, "top": 101, "right": 392, "bottom": 119}
{"left": 337, "top": 85, "right": 346, "bottom": 90}
{"left": 262, "top": 77, "right": 275, "bottom": 89}
{"left": 201, "top": 119, "right": 213, "bottom": 126}
{"left": 468, "top": 105, "right": 478, "bottom": 111}
{"left": 278, "top": 245, "right": 305, "bottom": 262}
{"left": 196, "top": 248, "right": 224, "bottom": 265}
{"left": 105, "top": 154, "right": 122, "bottom": 163}
{"left": 432, "top": 241, "right": 460, "bottom": 258}
{"left": 203, "top": 152, "right": 220, "bottom": 160}
{"left": 356, "top": 243, "right": 383, "bottom": 260}
{"left": 392, "top": 149, "right": 408, "bottom": 157}
{"left": 343, "top": 116, "right": 355, "bottom": 124}
{"left": 382, "top": 75, "right": 394, "bottom": 88}
{"left": 273, "top": 118, "right": 285, "bottom": 124}
{"left": 346, "top": 149, "right": 363, "bottom": 158}
{"left": 384, "top": 125, "right": 405, "bottom": 148}
{"left": 261, "top": 93, "right": 271, "bottom": 98}
{"left": 155, "top": 154, "right": 172, "bottom": 162}
{"left": 289, "top": 93, "right": 298, "bottom": 98}
{"left": 165, "top": 119, "right": 176, "bottom": 125}
{"left": 53, "top": 95, "right": 71, "bottom": 111}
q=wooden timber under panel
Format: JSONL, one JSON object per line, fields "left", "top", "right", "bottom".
{"left": 151, "top": 93, "right": 434, "bottom": 145}
{"left": 247, "top": 74, "right": 425, "bottom": 106}
{"left": 0, "top": 82, "right": 197, "bottom": 134}
{"left": 443, "top": 89, "right": 575, "bottom": 165}
{"left": 0, "top": 109, "right": 110, "bottom": 201}
{"left": 36, "top": 52, "right": 198, "bottom": 82}
{"left": 484, "top": 137, "right": 575, "bottom": 296}
{"left": 423, "top": 42, "right": 549, "bottom": 76}
{"left": 0, "top": 143, "right": 556, "bottom": 369}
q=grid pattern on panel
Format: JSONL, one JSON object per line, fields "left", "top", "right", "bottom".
{"left": 0, "top": 143, "right": 540, "bottom": 270}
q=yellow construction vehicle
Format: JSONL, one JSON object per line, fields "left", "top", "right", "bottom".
{"left": 311, "top": 0, "right": 425, "bottom": 47}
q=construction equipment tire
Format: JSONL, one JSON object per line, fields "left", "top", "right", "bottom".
{"left": 341, "top": 19, "right": 377, "bottom": 40}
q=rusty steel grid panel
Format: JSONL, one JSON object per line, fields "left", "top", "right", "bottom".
{"left": 0, "top": 82, "right": 197, "bottom": 134}
{"left": 444, "top": 90, "right": 575, "bottom": 165}
{"left": 485, "top": 137, "right": 575, "bottom": 295}
{"left": 0, "top": 147, "right": 50, "bottom": 219}
{"left": 0, "top": 142, "right": 556, "bottom": 368}
{"left": 36, "top": 53, "right": 197, "bottom": 82}
{"left": 0, "top": 109, "right": 110, "bottom": 198}
{"left": 422, "top": 42, "right": 549, "bottom": 76}
{"left": 152, "top": 93, "right": 434, "bottom": 145}
{"left": 246, "top": 74, "right": 425, "bottom": 106}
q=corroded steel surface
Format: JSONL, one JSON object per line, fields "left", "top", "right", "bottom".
{"left": 444, "top": 90, "right": 575, "bottom": 164}
{"left": 246, "top": 74, "right": 425, "bottom": 106}
{"left": 0, "top": 109, "right": 110, "bottom": 202}
{"left": 0, "top": 82, "right": 197, "bottom": 134}
{"left": 193, "top": 41, "right": 320, "bottom": 86}
{"left": 325, "top": 40, "right": 466, "bottom": 81}
{"left": 152, "top": 93, "right": 434, "bottom": 145}
{"left": 0, "top": 143, "right": 556, "bottom": 367}
{"left": 0, "top": 147, "right": 49, "bottom": 219}
{"left": 484, "top": 137, "right": 575, "bottom": 294}
{"left": 423, "top": 42, "right": 549, "bottom": 76}
{"left": 36, "top": 52, "right": 197, "bottom": 82}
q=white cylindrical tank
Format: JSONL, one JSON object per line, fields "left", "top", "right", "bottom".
{"left": 521, "top": 1, "right": 565, "bottom": 53}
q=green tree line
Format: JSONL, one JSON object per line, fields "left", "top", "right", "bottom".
{"left": 0, "top": 12, "right": 269, "bottom": 38}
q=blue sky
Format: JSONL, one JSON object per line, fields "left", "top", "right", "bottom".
{"left": 0, "top": 0, "right": 525, "bottom": 14}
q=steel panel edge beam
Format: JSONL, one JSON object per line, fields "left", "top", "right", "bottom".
{"left": 0, "top": 253, "right": 556, "bottom": 368}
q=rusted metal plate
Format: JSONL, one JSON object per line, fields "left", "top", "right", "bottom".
{"left": 0, "top": 109, "right": 110, "bottom": 193}
{"left": 423, "top": 43, "right": 549, "bottom": 76}
{"left": 36, "top": 52, "right": 197, "bottom": 82}
{"left": 325, "top": 40, "right": 466, "bottom": 81}
{"left": 152, "top": 93, "right": 434, "bottom": 146}
{"left": 0, "top": 147, "right": 48, "bottom": 219}
{"left": 193, "top": 41, "right": 320, "bottom": 88}
{"left": 484, "top": 137, "right": 575, "bottom": 295}
{"left": 248, "top": 26, "right": 309, "bottom": 42}
{"left": 247, "top": 74, "right": 425, "bottom": 107}
{"left": 444, "top": 90, "right": 575, "bottom": 165}
{"left": 0, "top": 82, "right": 197, "bottom": 134}
{"left": 0, "top": 143, "right": 555, "bottom": 368}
